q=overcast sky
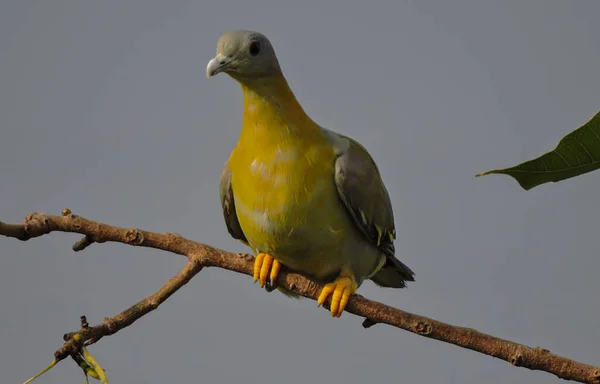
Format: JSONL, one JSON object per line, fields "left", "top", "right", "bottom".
{"left": 1, "top": 1, "right": 599, "bottom": 383}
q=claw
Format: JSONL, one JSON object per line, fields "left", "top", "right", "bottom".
{"left": 317, "top": 276, "right": 357, "bottom": 317}
{"left": 253, "top": 253, "right": 281, "bottom": 288}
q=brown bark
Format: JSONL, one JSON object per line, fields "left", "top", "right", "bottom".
{"left": 2, "top": 210, "right": 599, "bottom": 383}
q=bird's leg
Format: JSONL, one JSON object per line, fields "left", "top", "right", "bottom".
{"left": 253, "top": 252, "right": 282, "bottom": 289}
{"left": 317, "top": 268, "right": 358, "bottom": 318}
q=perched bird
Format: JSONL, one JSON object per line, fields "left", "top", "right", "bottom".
{"left": 207, "top": 30, "right": 414, "bottom": 317}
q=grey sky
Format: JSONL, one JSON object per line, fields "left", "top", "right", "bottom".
{"left": 1, "top": 1, "right": 599, "bottom": 383}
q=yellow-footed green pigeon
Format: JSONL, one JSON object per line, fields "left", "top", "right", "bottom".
{"left": 207, "top": 30, "right": 414, "bottom": 317}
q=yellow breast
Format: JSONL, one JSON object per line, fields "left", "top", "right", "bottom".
{"left": 228, "top": 79, "right": 346, "bottom": 259}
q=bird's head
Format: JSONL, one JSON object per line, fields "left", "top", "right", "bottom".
{"left": 206, "top": 30, "right": 281, "bottom": 81}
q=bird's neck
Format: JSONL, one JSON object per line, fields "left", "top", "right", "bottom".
{"left": 236, "top": 74, "right": 322, "bottom": 148}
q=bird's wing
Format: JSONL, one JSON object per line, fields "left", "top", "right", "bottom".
{"left": 330, "top": 132, "right": 414, "bottom": 281}
{"left": 219, "top": 161, "right": 248, "bottom": 245}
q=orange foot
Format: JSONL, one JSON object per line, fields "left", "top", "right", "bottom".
{"left": 253, "top": 253, "right": 282, "bottom": 289}
{"left": 317, "top": 276, "right": 358, "bottom": 318}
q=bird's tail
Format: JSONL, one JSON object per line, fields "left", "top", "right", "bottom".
{"left": 370, "top": 258, "right": 415, "bottom": 288}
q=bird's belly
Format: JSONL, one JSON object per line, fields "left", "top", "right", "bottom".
{"left": 233, "top": 166, "right": 352, "bottom": 279}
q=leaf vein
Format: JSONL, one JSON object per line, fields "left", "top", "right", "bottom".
{"left": 585, "top": 122, "right": 600, "bottom": 142}
{"left": 508, "top": 161, "right": 600, "bottom": 174}
{"left": 554, "top": 151, "right": 570, "bottom": 167}
{"left": 571, "top": 137, "right": 595, "bottom": 162}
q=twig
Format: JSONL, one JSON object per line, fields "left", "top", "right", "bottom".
{"left": 56, "top": 259, "right": 202, "bottom": 361}
{"left": 1, "top": 211, "right": 599, "bottom": 383}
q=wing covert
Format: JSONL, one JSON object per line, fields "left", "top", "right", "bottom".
{"left": 333, "top": 136, "right": 414, "bottom": 281}
{"left": 333, "top": 138, "right": 396, "bottom": 257}
{"left": 219, "top": 162, "right": 248, "bottom": 244}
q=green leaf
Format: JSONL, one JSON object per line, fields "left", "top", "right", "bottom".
{"left": 23, "top": 359, "right": 58, "bottom": 384}
{"left": 476, "top": 110, "right": 600, "bottom": 190}
{"left": 82, "top": 346, "right": 108, "bottom": 384}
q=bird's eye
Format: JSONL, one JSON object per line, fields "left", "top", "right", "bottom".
{"left": 249, "top": 41, "right": 261, "bottom": 57}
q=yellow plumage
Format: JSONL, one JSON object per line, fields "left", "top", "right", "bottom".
{"left": 230, "top": 80, "right": 350, "bottom": 276}
{"left": 208, "top": 30, "right": 414, "bottom": 317}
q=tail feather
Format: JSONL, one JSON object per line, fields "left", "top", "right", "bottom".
{"left": 370, "top": 258, "right": 415, "bottom": 288}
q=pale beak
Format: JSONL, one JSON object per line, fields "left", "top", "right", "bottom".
{"left": 206, "top": 54, "right": 230, "bottom": 78}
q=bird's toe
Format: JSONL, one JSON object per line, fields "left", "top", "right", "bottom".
{"left": 253, "top": 253, "right": 281, "bottom": 289}
{"left": 317, "top": 276, "right": 357, "bottom": 317}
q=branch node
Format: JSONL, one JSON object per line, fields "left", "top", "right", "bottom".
{"left": 415, "top": 321, "right": 433, "bottom": 335}
{"left": 510, "top": 348, "right": 524, "bottom": 367}
{"left": 80, "top": 315, "right": 89, "bottom": 329}
{"left": 145, "top": 298, "right": 160, "bottom": 310}
{"left": 71, "top": 218, "right": 82, "bottom": 230}
{"left": 23, "top": 213, "right": 50, "bottom": 237}
{"left": 125, "top": 229, "right": 144, "bottom": 245}
{"left": 73, "top": 235, "right": 94, "bottom": 251}
{"left": 61, "top": 208, "right": 72, "bottom": 216}
{"left": 591, "top": 370, "right": 600, "bottom": 383}
{"left": 362, "top": 319, "right": 378, "bottom": 329}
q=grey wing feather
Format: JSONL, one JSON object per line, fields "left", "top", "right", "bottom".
{"left": 332, "top": 136, "right": 415, "bottom": 284}
{"left": 219, "top": 162, "right": 248, "bottom": 245}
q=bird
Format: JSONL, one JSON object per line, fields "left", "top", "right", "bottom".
{"left": 207, "top": 30, "right": 414, "bottom": 317}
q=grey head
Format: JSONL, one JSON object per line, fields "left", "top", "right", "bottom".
{"left": 206, "top": 30, "right": 281, "bottom": 80}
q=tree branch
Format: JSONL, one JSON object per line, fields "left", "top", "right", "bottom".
{"left": 2, "top": 211, "right": 599, "bottom": 383}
